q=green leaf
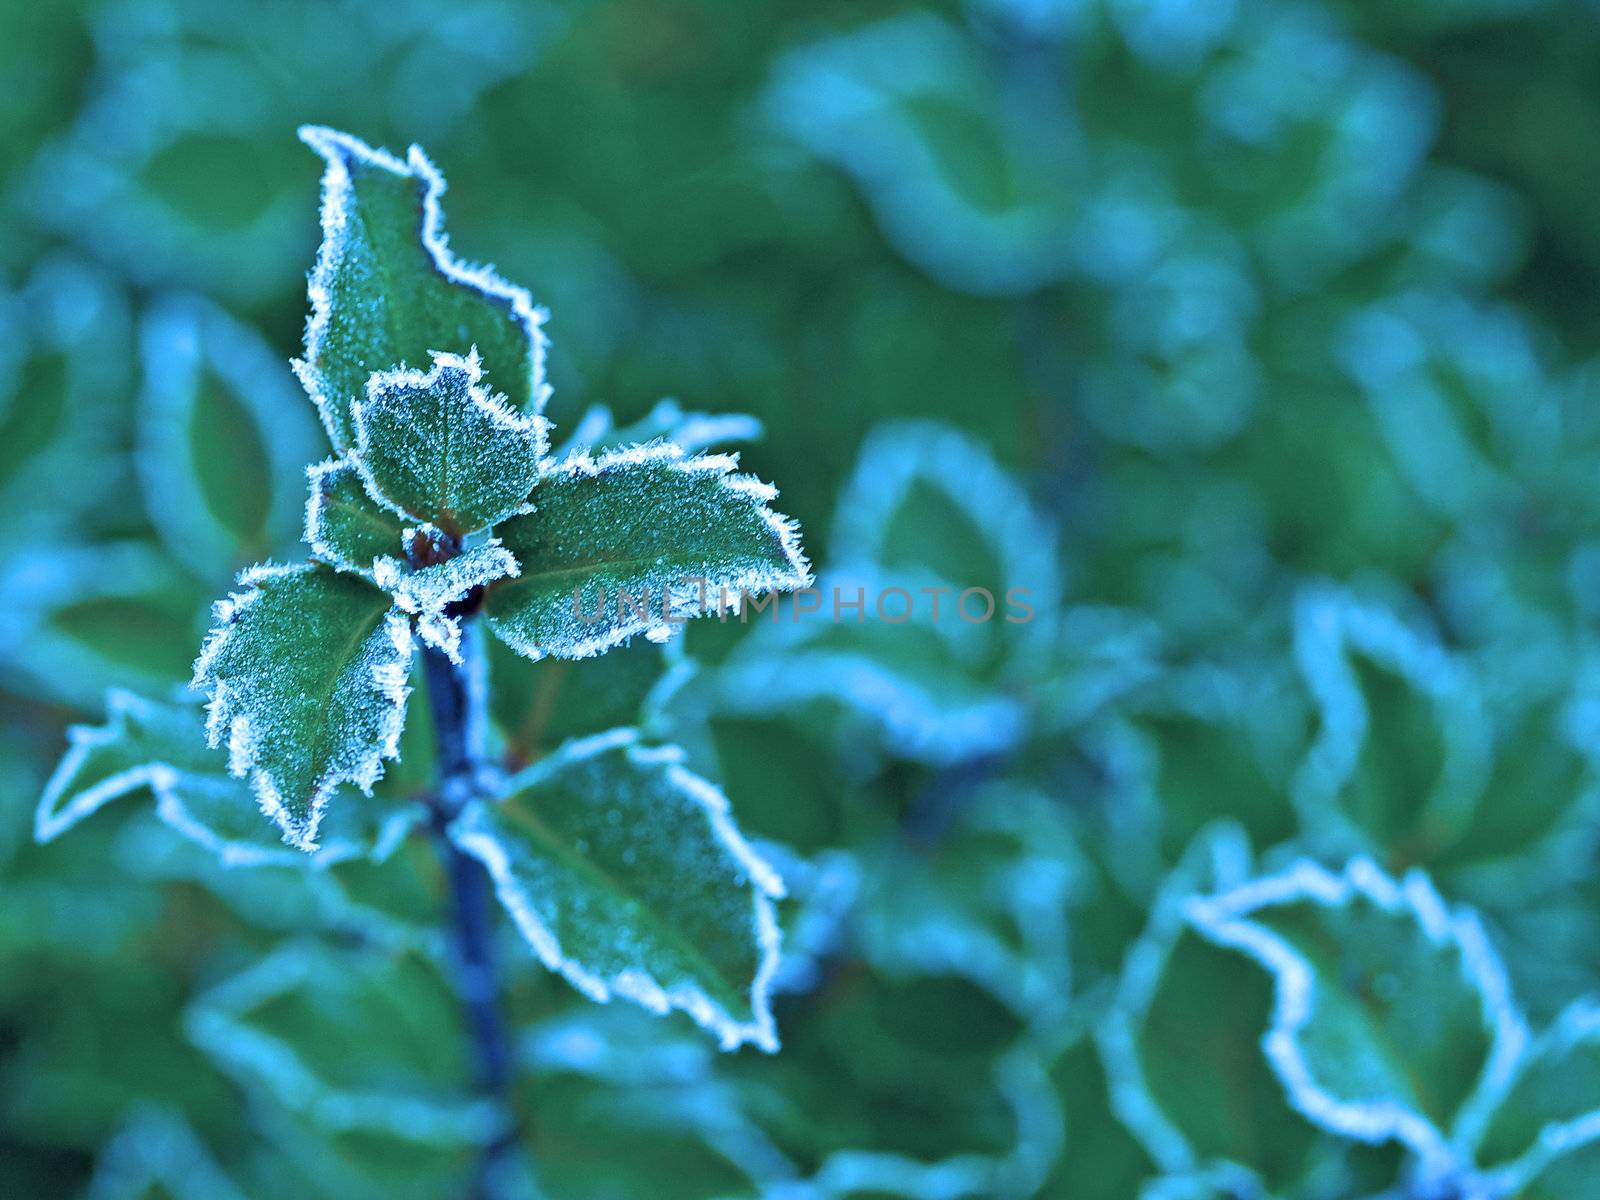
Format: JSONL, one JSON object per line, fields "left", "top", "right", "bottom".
{"left": 294, "top": 126, "right": 549, "bottom": 449}
{"left": 185, "top": 941, "right": 495, "bottom": 1145}
{"left": 1099, "top": 825, "right": 1320, "bottom": 1190}
{"left": 352, "top": 350, "right": 544, "bottom": 533}
{"left": 483, "top": 443, "right": 810, "bottom": 661}
{"left": 192, "top": 562, "right": 414, "bottom": 850}
{"left": 138, "top": 296, "right": 321, "bottom": 581}
{"left": 1477, "top": 1001, "right": 1600, "bottom": 1199}
{"left": 1184, "top": 856, "right": 1527, "bottom": 1175}
{"left": 305, "top": 456, "right": 409, "bottom": 574}
{"left": 36, "top": 689, "right": 420, "bottom": 867}
{"left": 449, "top": 729, "right": 785, "bottom": 1051}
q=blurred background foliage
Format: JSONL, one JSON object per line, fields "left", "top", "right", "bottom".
{"left": 6, "top": 0, "right": 1600, "bottom": 1196}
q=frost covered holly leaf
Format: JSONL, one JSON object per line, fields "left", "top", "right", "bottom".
{"left": 1185, "top": 857, "right": 1527, "bottom": 1177}
{"left": 353, "top": 350, "right": 545, "bottom": 534}
{"left": 449, "top": 729, "right": 785, "bottom": 1051}
{"left": 138, "top": 295, "right": 322, "bottom": 581}
{"left": 36, "top": 690, "right": 419, "bottom": 868}
{"left": 483, "top": 444, "right": 809, "bottom": 661}
{"left": 1291, "top": 584, "right": 1491, "bottom": 859}
{"left": 1099, "top": 825, "right": 1326, "bottom": 1193}
{"left": 304, "top": 456, "right": 409, "bottom": 574}
{"left": 1476, "top": 1001, "right": 1600, "bottom": 1199}
{"left": 295, "top": 126, "right": 548, "bottom": 449}
{"left": 185, "top": 941, "right": 495, "bottom": 1146}
{"left": 193, "top": 562, "right": 414, "bottom": 850}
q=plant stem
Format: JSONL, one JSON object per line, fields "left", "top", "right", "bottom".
{"left": 420, "top": 633, "right": 520, "bottom": 1198}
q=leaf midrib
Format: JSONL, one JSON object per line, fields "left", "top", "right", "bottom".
{"left": 490, "top": 791, "right": 749, "bottom": 1013}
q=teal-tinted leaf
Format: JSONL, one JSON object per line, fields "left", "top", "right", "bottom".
{"left": 449, "top": 729, "right": 785, "bottom": 1051}
{"left": 86, "top": 1106, "right": 247, "bottom": 1200}
{"left": 1291, "top": 583, "right": 1492, "bottom": 859}
{"left": 352, "top": 350, "right": 544, "bottom": 534}
{"left": 0, "top": 542, "right": 205, "bottom": 708}
{"left": 556, "top": 398, "right": 764, "bottom": 459}
{"left": 37, "top": 690, "right": 421, "bottom": 868}
{"left": 295, "top": 126, "right": 549, "bottom": 449}
{"left": 1185, "top": 857, "right": 1527, "bottom": 1175}
{"left": 36, "top": 689, "right": 215, "bottom": 844}
{"left": 1477, "top": 1001, "right": 1600, "bottom": 1198}
{"left": 1099, "top": 824, "right": 1320, "bottom": 1190}
{"left": 185, "top": 941, "right": 495, "bottom": 1145}
{"left": 483, "top": 443, "right": 810, "bottom": 662}
{"left": 192, "top": 562, "right": 414, "bottom": 850}
{"left": 138, "top": 295, "right": 321, "bottom": 581}
{"left": 304, "top": 456, "right": 408, "bottom": 574}
{"left": 857, "top": 786, "right": 1077, "bottom": 1029}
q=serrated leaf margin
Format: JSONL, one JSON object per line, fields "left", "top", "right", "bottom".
{"left": 191, "top": 562, "right": 414, "bottom": 852}
{"left": 449, "top": 728, "right": 787, "bottom": 1052}
{"left": 487, "top": 442, "right": 812, "bottom": 663}
{"left": 1183, "top": 856, "right": 1527, "bottom": 1175}
{"left": 293, "top": 125, "right": 551, "bottom": 447}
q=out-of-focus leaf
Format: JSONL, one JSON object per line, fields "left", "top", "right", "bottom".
{"left": 1185, "top": 857, "right": 1527, "bottom": 1179}
{"left": 137, "top": 295, "right": 322, "bottom": 582}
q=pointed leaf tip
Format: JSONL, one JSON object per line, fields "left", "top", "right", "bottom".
{"left": 296, "top": 126, "right": 549, "bottom": 449}
{"left": 192, "top": 562, "right": 414, "bottom": 850}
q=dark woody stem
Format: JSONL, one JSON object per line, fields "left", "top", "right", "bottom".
{"left": 414, "top": 535, "right": 519, "bottom": 1198}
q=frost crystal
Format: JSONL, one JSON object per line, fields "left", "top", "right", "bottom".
{"left": 449, "top": 729, "right": 786, "bottom": 1052}
{"left": 388, "top": 541, "right": 520, "bottom": 664}
{"left": 192, "top": 563, "right": 414, "bottom": 851}
{"left": 353, "top": 350, "right": 546, "bottom": 534}
{"left": 295, "top": 126, "right": 550, "bottom": 449}
{"left": 484, "top": 443, "right": 811, "bottom": 662}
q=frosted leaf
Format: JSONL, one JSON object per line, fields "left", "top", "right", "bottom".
{"left": 387, "top": 541, "right": 520, "bottom": 664}
{"left": 556, "top": 398, "right": 765, "bottom": 459}
{"left": 192, "top": 562, "right": 414, "bottom": 851}
{"left": 449, "top": 729, "right": 786, "bottom": 1051}
{"left": 483, "top": 443, "right": 810, "bottom": 662}
{"left": 1185, "top": 857, "right": 1527, "bottom": 1177}
{"left": 137, "top": 295, "right": 322, "bottom": 581}
{"left": 304, "top": 456, "right": 408, "bottom": 573}
{"left": 37, "top": 690, "right": 415, "bottom": 867}
{"left": 185, "top": 941, "right": 498, "bottom": 1144}
{"left": 1097, "top": 823, "right": 1291, "bottom": 1181}
{"left": 763, "top": 14, "right": 1077, "bottom": 295}
{"left": 352, "top": 350, "right": 545, "bottom": 534}
{"left": 86, "top": 1106, "right": 247, "bottom": 1200}
{"left": 36, "top": 689, "right": 223, "bottom": 844}
{"left": 1477, "top": 1001, "right": 1600, "bottom": 1198}
{"left": 295, "top": 126, "right": 549, "bottom": 449}
{"left": 1291, "top": 583, "right": 1492, "bottom": 855}
{"left": 829, "top": 419, "right": 1061, "bottom": 667}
